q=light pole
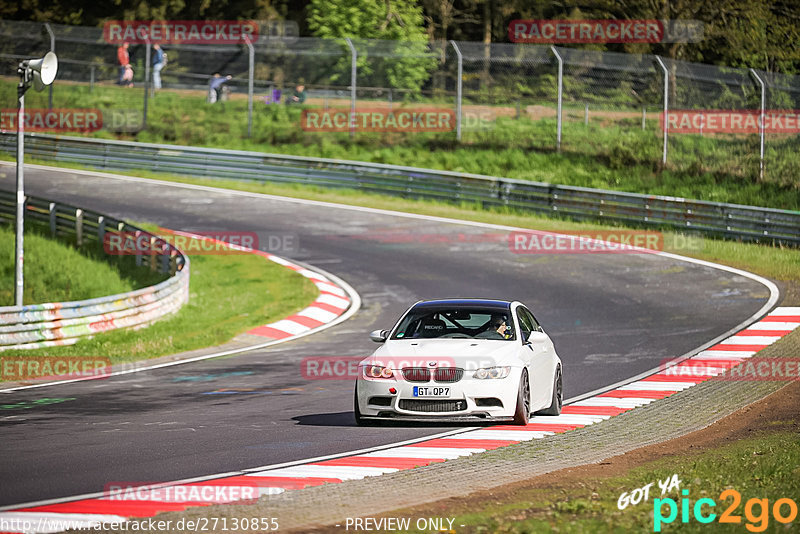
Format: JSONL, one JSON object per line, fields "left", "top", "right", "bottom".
{"left": 15, "top": 51, "right": 57, "bottom": 306}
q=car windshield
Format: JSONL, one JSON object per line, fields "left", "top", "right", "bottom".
{"left": 391, "top": 308, "right": 516, "bottom": 340}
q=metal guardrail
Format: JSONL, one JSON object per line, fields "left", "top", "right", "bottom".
{"left": 1, "top": 133, "right": 798, "bottom": 245}
{"left": 0, "top": 189, "right": 190, "bottom": 350}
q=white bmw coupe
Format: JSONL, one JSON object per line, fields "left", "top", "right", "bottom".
{"left": 354, "top": 299, "right": 562, "bottom": 425}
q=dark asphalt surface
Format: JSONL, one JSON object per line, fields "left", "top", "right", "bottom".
{"left": 0, "top": 164, "right": 772, "bottom": 506}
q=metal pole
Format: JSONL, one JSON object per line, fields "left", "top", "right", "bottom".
{"left": 584, "top": 103, "right": 588, "bottom": 126}
{"left": 44, "top": 23, "right": 54, "bottom": 110}
{"left": 750, "top": 68, "right": 766, "bottom": 181}
{"left": 144, "top": 42, "right": 150, "bottom": 128}
{"left": 15, "top": 77, "right": 26, "bottom": 306}
{"left": 642, "top": 107, "right": 646, "bottom": 130}
{"left": 449, "top": 40, "right": 463, "bottom": 141}
{"left": 655, "top": 56, "right": 669, "bottom": 165}
{"left": 90, "top": 65, "right": 95, "bottom": 92}
{"left": 246, "top": 36, "right": 254, "bottom": 138}
{"left": 550, "top": 46, "right": 563, "bottom": 152}
{"left": 345, "top": 38, "right": 357, "bottom": 139}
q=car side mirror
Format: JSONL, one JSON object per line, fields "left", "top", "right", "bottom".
{"left": 527, "top": 331, "right": 548, "bottom": 344}
{"left": 369, "top": 329, "right": 389, "bottom": 343}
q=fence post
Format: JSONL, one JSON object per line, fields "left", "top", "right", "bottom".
{"left": 44, "top": 23, "right": 54, "bottom": 110}
{"left": 245, "top": 35, "right": 254, "bottom": 138}
{"left": 584, "top": 103, "right": 588, "bottom": 126}
{"left": 449, "top": 40, "right": 463, "bottom": 141}
{"left": 345, "top": 38, "right": 357, "bottom": 139}
{"left": 550, "top": 46, "right": 563, "bottom": 152}
{"left": 654, "top": 56, "right": 669, "bottom": 165}
{"left": 749, "top": 69, "right": 766, "bottom": 181}
{"left": 642, "top": 107, "right": 646, "bottom": 130}
{"left": 90, "top": 65, "right": 95, "bottom": 92}
{"left": 144, "top": 42, "right": 150, "bottom": 129}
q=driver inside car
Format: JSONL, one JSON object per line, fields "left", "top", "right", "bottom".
{"left": 490, "top": 314, "right": 513, "bottom": 339}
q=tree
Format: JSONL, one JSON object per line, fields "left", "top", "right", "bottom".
{"left": 307, "top": 0, "right": 436, "bottom": 96}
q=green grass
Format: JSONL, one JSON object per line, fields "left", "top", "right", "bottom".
{"left": 3, "top": 79, "right": 798, "bottom": 210}
{"left": 379, "top": 429, "right": 800, "bottom": 533}
{"left": 0, "top": 224, "right": 162, "bottom": 305}
{"left": 0, "top": 226, "right": 319, "bottom": 368}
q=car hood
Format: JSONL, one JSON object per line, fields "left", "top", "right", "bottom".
{"left": 360, "top": 339, "right": 520, "bottom": 370}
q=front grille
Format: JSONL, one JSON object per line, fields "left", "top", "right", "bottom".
{"left": 434, "top": 367, "right": 464, "bottom": 383}
{"left": 398, "top": 399, "right": 467, "bottom": 412}
{"left": 402, "top": 367, "right": 431, "bottom": 382}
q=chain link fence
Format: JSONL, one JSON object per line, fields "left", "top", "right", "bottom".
{"left": 1, "top": 19, "right": 799, "bottom": 188}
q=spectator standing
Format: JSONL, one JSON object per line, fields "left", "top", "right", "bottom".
{"left": 152, "top": 43, "right": 165, "bottom": 91}
{"left": 117, "top": 42, "right": 130, "bottom": 85}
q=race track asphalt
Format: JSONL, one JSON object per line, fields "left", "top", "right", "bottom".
{"left": 0, "top": 165, "right": 772, "bottom": 506}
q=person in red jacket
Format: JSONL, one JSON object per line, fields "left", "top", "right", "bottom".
{"left": 117, "top": 42, "right": 130, "bottom": 85}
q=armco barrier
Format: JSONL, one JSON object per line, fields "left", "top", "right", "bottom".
{"left": 0, "top": 190, "right": 189, "bottom": 350}
{"left": 1, "top": 133, "right": 799, "bottom": 245}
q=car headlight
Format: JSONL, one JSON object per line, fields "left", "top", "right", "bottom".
{"left": 473, "top": 366, "right": 511, "bottom": 379}
{"left": 363, "top": 365, "right": 394, "bottom": 379}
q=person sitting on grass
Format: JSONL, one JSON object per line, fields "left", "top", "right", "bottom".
{"left": 286, "top": 83, "right": 306, "bottom": 105}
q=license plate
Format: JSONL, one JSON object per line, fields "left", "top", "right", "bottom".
{"left": 413, "top": 386, "right": 450, "bottom": 397}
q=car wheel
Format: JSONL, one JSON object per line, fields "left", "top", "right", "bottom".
{"left": 512, "top": 370, "right": 530, "bottom": 425}
{"left": 354, "top": 385, "right": 376, "bottom": 426}
{"left": 536, "top": 366, "right": 562, "bottom": 416}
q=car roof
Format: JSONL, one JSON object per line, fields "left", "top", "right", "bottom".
{"left": 411, "top": 299, "right": 514, "bottom": 313}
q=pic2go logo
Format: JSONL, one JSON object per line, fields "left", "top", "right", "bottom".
{"left": 654, "top": 489, "right": 798, "bottom": 532}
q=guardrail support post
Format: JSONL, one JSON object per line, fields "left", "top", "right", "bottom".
{"left": 654, "top": 56, "right": 669, "bottom": 166}
{"left": 449, "top": 40, "right": 463, "bottom": 141}
{"left": 345, "top": 38, "right": 357, "bottom": 139}
{"left": 97, "top": 215, "right": 105, "bottom": 245}
{"left": 550, "top": 46, "right": 563, "bottom": 152}
{"left": 149, "top": 236, "right": 157, "bottom": 271}
{"left": 245, "top": 35, "right": 254, "bottom": 138}
{"left": 135, "top": 231, "right": 143, "bottom": 267}
{"left": 75, "top": 208, "right": 83, "bottom": 247}
{"left": 749, "top": 68, "right": 766, "bottom": 181}
{"left": 49, "top": 202, "right": 57, "bottom": 237}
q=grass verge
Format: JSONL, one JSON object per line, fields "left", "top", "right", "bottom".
{"left": 2, "top": 79, "right": 798, "bottom": 209}
{"left": 0, "top": 225, "right": 319, "bottom": 369}
{"left": 0, "top": 224, "right": 163, "bottom": 305}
